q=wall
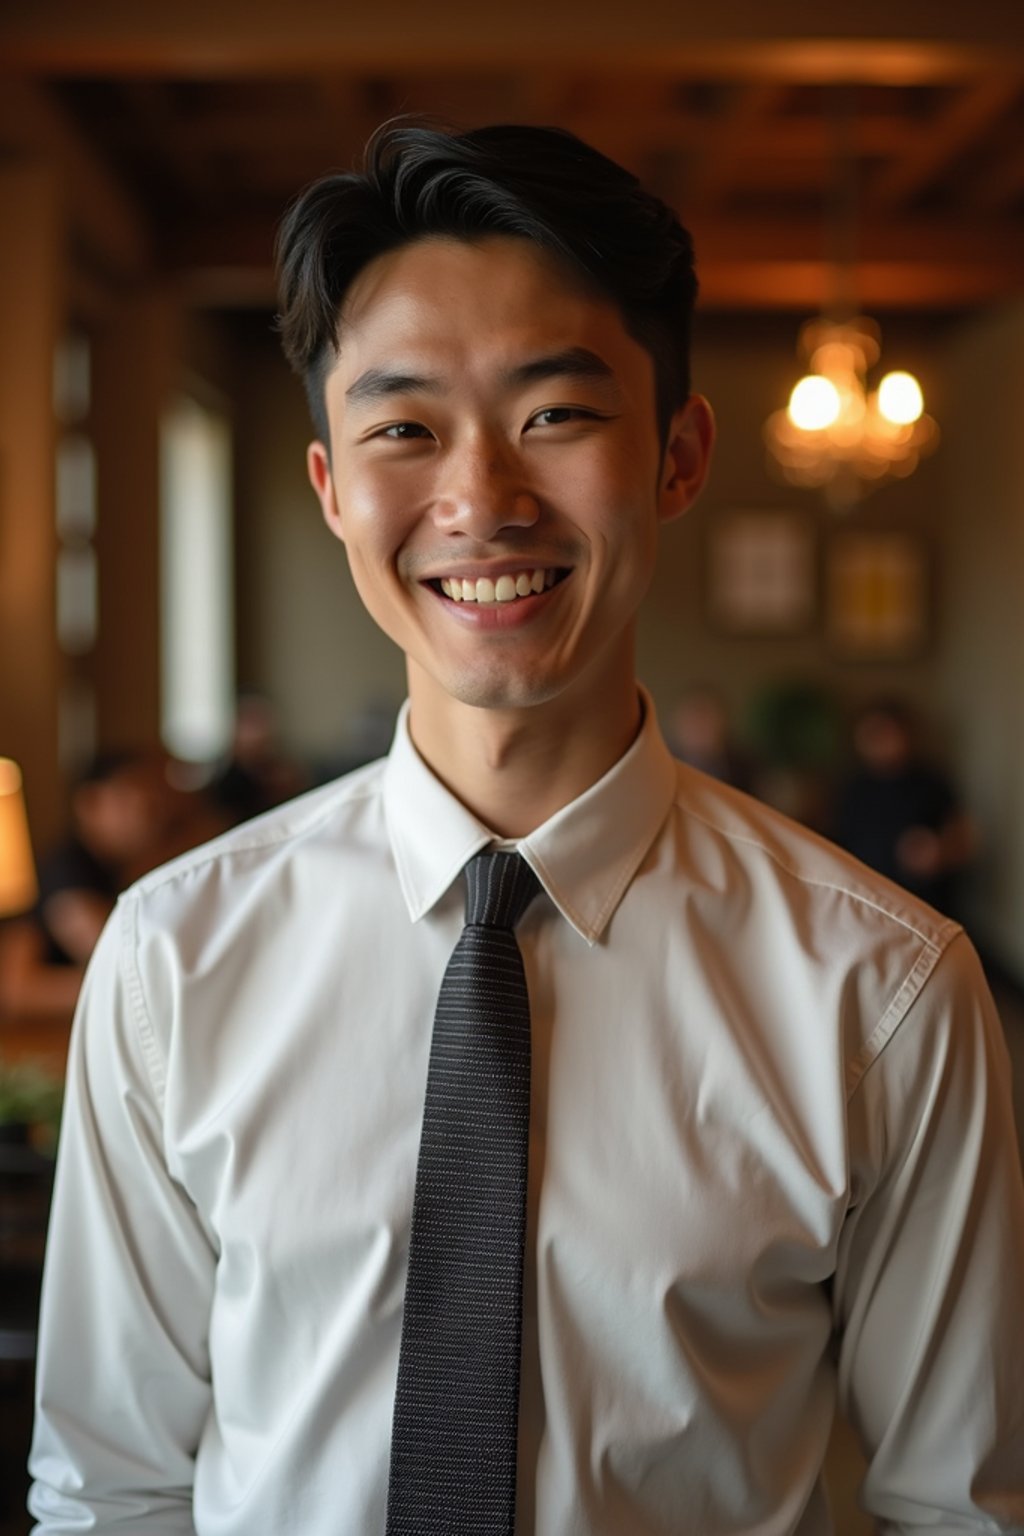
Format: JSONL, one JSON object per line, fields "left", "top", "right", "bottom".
{"left": 938, "top": 302, "right": 1024, "bottom": 979}
{"left": 640, "top": 313, "right": 950, "bottom": 727}
{"left": 232, "top": 315, "right": 406, "bottom": 769}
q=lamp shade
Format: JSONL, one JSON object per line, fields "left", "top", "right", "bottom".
{"left": 0, "top": 759, "right": 39, "bottom": 917}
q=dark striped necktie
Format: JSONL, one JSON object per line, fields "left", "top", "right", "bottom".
{"left": 385, "top": 849, "right": 541, "bottom": 1535}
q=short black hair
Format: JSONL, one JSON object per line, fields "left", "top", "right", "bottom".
{"left": 274, "top": 121, "right": 698, "bottom": 445}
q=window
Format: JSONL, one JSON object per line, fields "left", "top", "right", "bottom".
{"left": 160, "top": 395, "right": 234, "bottom": 761}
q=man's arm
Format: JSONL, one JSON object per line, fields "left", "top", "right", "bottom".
{"left": 835, "top": 932, "right": 1024, "bottom": 1533}
{"left": 29, "top": 897, "right": 215, "bottom": 1532}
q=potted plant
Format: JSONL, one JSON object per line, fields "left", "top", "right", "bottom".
{"left": 0, "top": 1057, "right": 64, "bottom": 1151}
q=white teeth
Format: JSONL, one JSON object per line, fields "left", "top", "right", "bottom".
{"left": 439, "top": 568, "right": 559, "bottom": 604}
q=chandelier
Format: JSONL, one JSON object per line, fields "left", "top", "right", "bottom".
{"left": 763, "top": 91, "right": 939, "bottom": 511}
{"left": 764, "top": 315, "right": 938, "bottom": 510}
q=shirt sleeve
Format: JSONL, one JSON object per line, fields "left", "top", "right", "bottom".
{"left": 834, "top": 930, "right": 1024, "bottom": 1533}
{"left": 28, "top": 895, "right": 215, "bottom": 1532}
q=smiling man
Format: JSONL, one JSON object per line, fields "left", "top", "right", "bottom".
{"left": 305, "top": 231, "right": 710, "bottom": 835}
{"left": 29, "top": 124, "right": 1024, "bottom": 1535}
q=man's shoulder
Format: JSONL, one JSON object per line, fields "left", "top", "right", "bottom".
{"left": 126, "top": 757, "right": 389, "bottom": 911}
{"left": 664, "top": 763, "right": 971, "bottom": 1092}
{"left": 667, "top": 760, "right": 957, "bottom": 954}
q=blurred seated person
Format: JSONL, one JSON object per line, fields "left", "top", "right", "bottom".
{"left": 667, "top": 685, "right": 750, "bottom": 790}
{"left": 0, "top": 750, "right": 222, "bottom": 1018}
{"left": 833, "top": 698, "right": 977, "bottom": 918}
{"left": 209, "top": 694, "right": 308, "bottom": 824}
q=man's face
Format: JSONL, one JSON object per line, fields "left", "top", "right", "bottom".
{"left": 308, "top": 236, "right": 712, "bottom": 732}
{"left": 855, "top": 710, "right": 913, "bottom": 775}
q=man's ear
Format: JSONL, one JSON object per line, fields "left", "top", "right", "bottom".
{"left": 659, "top": 395, "right": 715, "bottom": 525}
{"left": 307, "top": 440, "right": 345, "bottom": 543}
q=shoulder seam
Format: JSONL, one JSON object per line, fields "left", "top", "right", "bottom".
{"left": 131, "top": 775, "right": 382, "bottom": 899}
{"left": 845, "top": 932, "right": 947, "bottom": 1100}
{"left": 118, "top": 893, "right": 167, "bottom": 1108}
{"left": 668, "top": 790, "right": 955, "bottom": 949}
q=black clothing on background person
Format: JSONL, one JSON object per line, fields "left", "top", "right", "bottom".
{"left": 32, "top": 837, "right": 117, "bottom": 967}
{"left": 834, "top": 762, "right": 960, "bottom": 912}
{"left": 833, "top": 699, "right": 976, "bottom": 921}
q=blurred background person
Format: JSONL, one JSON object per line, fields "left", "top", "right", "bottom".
{"left": 209, "top": 693, "right": 309, "bottom": 825}
{"left": 667, "top": 685, "right": 751, "bottom": 790}
{"left": 0, "top": 750, "right": 226, "bottom": 1018}
{"left": 832, "top": 697, "right": 977, "bottom": 919}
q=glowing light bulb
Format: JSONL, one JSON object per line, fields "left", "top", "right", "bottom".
{"left": 877, "top": 371, "right": 924, "bottom": 425}
{"left": 0, "top": 758, "right": 23, "bottom": 795}
{"left": 788, "top": 375, "right": 841, "bottom": 431}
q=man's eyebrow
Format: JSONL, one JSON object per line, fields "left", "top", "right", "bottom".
{"left": 344, "top": 368, "right": 446, "bottom": 407}
{"left": 504, "top": 348, "right": 618, "bottom": 390}
{"left": 344, "top": 348, "right": 617, "bottom": 408}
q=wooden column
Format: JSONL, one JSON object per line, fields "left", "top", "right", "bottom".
{"left": 0, "top": 160, "right": 64, "bottom": 850}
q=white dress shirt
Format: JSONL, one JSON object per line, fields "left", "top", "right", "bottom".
{"left": 29, "top": 695, "right": 1024, "bottom": 1534}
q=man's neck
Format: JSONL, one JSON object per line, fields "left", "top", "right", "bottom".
{"left": 405, "top": 666, "right": 644, "bottom": 839}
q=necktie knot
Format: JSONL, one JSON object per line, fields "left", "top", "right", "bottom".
{"left": 464, "top": 850, "right": 540, "bottom": 930}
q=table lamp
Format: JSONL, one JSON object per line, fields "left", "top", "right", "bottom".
{"left": 0, "top": 758, "right": 39, "bottom": 917}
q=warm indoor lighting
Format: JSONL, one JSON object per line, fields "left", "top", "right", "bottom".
{"left": 877, "top": 370, "right": 924, "bottom": 426}
{"left": 764, "top": 316, "right": 939, "bottom": 510}
{"left": 788, "top": 376, "right": 841, "bottom": 431}
{"left": 0, "top": 758, "right": 39, "bottom": 917}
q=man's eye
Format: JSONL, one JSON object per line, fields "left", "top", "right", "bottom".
{"left": 530, "top": 407, "right": 577, "bottom": 427}
{"left": 527, "top": 406, "right": 604, "bottom": 430}
{"left": 380, "top": 422, "right": 431, "bottom": 440}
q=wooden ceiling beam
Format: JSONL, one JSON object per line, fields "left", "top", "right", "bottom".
{"left": 689, "top": 212, "right": 1024, "bottom": 264}
{"left": 686, "top": 82, "right": 790, "bottom": 208}
{"left": 154, "top": 105, "right": 359, "bottom": 156}
{"left": 168, "top": 206, "right": 1024, "bottom": 313}
{"left": 179, "top": 253, "right": 1024, "bottom": 313}
{"left": 120, "top": 80, "right": 214, "bottom": 201}
{"left": 170, "top": 209, "right": 1024, "bottom": 267}
{"left": 699, "top": 255, "right": 1024, "bottom": 309}
{"left": 967, "top": 137, "right": 1024, "bottom": 212}
{"left": 869, "top": 74, "right": 1021, "bottom": 212}
{"left": 4, "top": 4, "right": 1023, "bottom": 81}
{"left": 550, "top": 106, "right": 923, "bottom": 174}
{"left": 0, "top": 77, "right": 150, "bottom": 276}
{"left": 112, "top": 93, "right": 925, "bottom": 173}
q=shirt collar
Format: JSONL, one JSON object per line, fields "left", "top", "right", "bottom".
{"left": 383, "top": 687, "right": 678, "bottom": 945}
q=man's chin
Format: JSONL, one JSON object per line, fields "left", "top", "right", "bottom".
{"left": 425, "top": 665, "right": 568, "bottom": 715}
{"left": 454, "top": 678, "right": 564, "bottom": 713}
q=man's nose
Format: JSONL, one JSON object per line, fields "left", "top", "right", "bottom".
{"left": 430, "top": 440, "right": 540, "bottom": 540}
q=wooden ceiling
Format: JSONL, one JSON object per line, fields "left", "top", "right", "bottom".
{"left": 4, "top": 4, "right": 1024, "bottom": 312}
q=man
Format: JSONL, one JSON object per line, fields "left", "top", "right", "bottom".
{"left": 30, "top": 123, "right": 1024, "bottom": 1533}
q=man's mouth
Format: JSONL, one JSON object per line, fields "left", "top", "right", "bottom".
{"left": 431, "top": 568, "right": 568, "bottom": 605}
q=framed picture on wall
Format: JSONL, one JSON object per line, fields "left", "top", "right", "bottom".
{"left": 825, "top": 528, "right": 930, "bottom": 660}
{"left": 704, "top": 508, "right": 817, "bottom": 638}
